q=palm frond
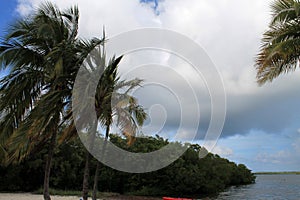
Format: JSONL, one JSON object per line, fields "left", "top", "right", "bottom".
{"left": 255, "top": 0, "right": 300, "bottom": 84}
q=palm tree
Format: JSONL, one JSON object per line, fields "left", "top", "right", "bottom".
{"left": 69, "top": 45, "right": 147, "bottom": 200}
{"left": 91, "top": 57, "right": 147, "bottom": 200}
{"left": 0, "top": 3, "right": 102, "bottom": 200}
{"left": 256, "top": 0, "right": 300, "bottom": 85}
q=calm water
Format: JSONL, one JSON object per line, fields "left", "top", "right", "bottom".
{"left": 214, "top": 174, "right": 300, "bottom": 200}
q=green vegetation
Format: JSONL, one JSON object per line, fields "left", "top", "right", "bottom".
{"left": 32, "top": 188, "right": 119, "bottom": 198}
{"left": 0, "top": 2, "right": 257, "bottom": 200}
{"left": 255, "top": 0, "right": 300, "bottom": 178}
{"left": 0, "top": 2, "right": 146, "bottom": 200}
{"left": 0, "top": 2, "right": 104, "bottom": 200}
{"left": 76, "top": 43, "right": 147, "bottom": 200}
{"left": 255, "top": 0, "right": 300, "bottom": 84}
{"left": 82, "top": 47, "right": 147, "bottom": 200}
{"left": 33, "top": 188, "right": 83, "bottom": 196}
{"left": 0, "top": 135, "right": 255, "bottom": 198}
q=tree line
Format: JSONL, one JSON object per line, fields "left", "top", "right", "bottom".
{"left": 0, "top": 134, "right": 255, "bottom": 198}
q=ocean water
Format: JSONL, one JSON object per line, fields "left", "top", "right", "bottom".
{"left": 214, "top": 174, "right": 300, "bottom": 200}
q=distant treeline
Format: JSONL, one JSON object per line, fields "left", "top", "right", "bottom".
{"left": 0, "top": 135, "right": 255, "bottom": 198}
{"left": 255, "top": 172, "right": 300, "bottom": 175}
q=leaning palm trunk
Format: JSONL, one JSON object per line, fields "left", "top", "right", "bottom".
{"left": 82, "top": 121, "right": 98, "bottom": 200}
{"left": 82, "top": 43, "right": 147, "bottom": 200}
{"left": 92, "top": 161, "right": 100, "bottom": 200}
{"left": 92, "top": 125, "right": 110, "bottom": 200}
{"left": 43, "top": 130, "right": 57, "bottom": 200}
{"left": 82, "top": 151, "right": 90, "bottom": 200}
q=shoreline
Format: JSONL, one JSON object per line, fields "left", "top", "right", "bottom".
{"left": 0, "top": 193, "right": 161, "bottom": 200}
{"left": 254, "top": 172, "right": 300, "bottom": 175}
{"left": 0, "top": 193, "right": 213, "bottom": 200}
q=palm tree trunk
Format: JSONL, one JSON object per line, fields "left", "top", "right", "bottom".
{"left": 92, "top": 125, "right": 110, "bottom": 200}
{"left": 43, "top": 131, "right": 57, "bottom": 200}
{"left": 82, "top": 151, "right": 90, "bottom": 200}
{"left": 92, "top": 162, "right": 100, "bottom": 200}
{"left": 82, "top": 121, "right": 97, "bottom": 200}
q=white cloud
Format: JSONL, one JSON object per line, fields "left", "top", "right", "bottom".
{"left": 16, "top": 0, "right": 35, "bottom": 16}
{"left": 255, "top": 150, "right": 293, "bottom": 164}
{"left": 17, "top": 0, "right": 160, "bottom": 38}
{"left": 211, "top": 145, "right": 233, "bottom": 157}
{"left": 13, "top": 0, "right": 300, "bottom": 172}
{"left": 15, "top": 0, "right": 300, "bottom": 139}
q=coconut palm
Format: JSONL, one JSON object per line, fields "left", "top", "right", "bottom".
{"left": 256, "top": 0, "right": 300, "bottom": 85}
{"left": 91, "top": 58, "right": 147, "bottom": 200}
{"left": 69, "top": 45, "right": 147, "bottom": 200}
{"left": 0, "top": 3, "right": 102, "bottom": 200}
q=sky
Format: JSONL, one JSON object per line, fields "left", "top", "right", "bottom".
{"left": 0, "top": 0, "right": 300, "bottom": 172}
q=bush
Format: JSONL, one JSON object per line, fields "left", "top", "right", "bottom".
{"left": 0, "top": 135, "right": 255, "bottom": 198}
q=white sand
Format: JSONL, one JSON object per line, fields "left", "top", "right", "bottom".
{"left": 0, "top": 193, "right": 81, "bottom": 200}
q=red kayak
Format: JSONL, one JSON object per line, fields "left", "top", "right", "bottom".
{"left": 162, "top": 197, "right": 192, "bottom": 200}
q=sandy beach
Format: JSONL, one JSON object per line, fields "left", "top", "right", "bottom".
{"left": 0, "top": 193, "right": 162, "bottom": 200}
{"left": 0, "top": 193, "right": 92, "bottom": 200}
{"left": 0, "top": 193, "right": 79, "bottom": 200}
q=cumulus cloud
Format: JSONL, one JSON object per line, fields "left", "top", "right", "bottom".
{"left": 15, "top": 0, "right": 300, "bottom": 141}
{"left": 255, "top": 140, "right": 300, "bottom": 168}
{"left": 13, "top": 0, "right": 300, "bottom": 172}
{"left": 211, "top": 145, "right": 233, "bottom": 157}
{"left": 255, "top": 150, "right": 293, "bottom": 164}
{"left": 17, "top": 0, "right": 160, "bottom": 37}
{"left": 16, "top": 1, "right": 33, "bottom": 16}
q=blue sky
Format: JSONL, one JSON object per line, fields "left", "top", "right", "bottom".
{"left": 0, "top": 0, "right": 18, "bottom": 78}
{"left": 1, "top": 0, "right": 300, "bottom": 172}
{"left": 0, "top": 0, "right": 18, "bottom": 34}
